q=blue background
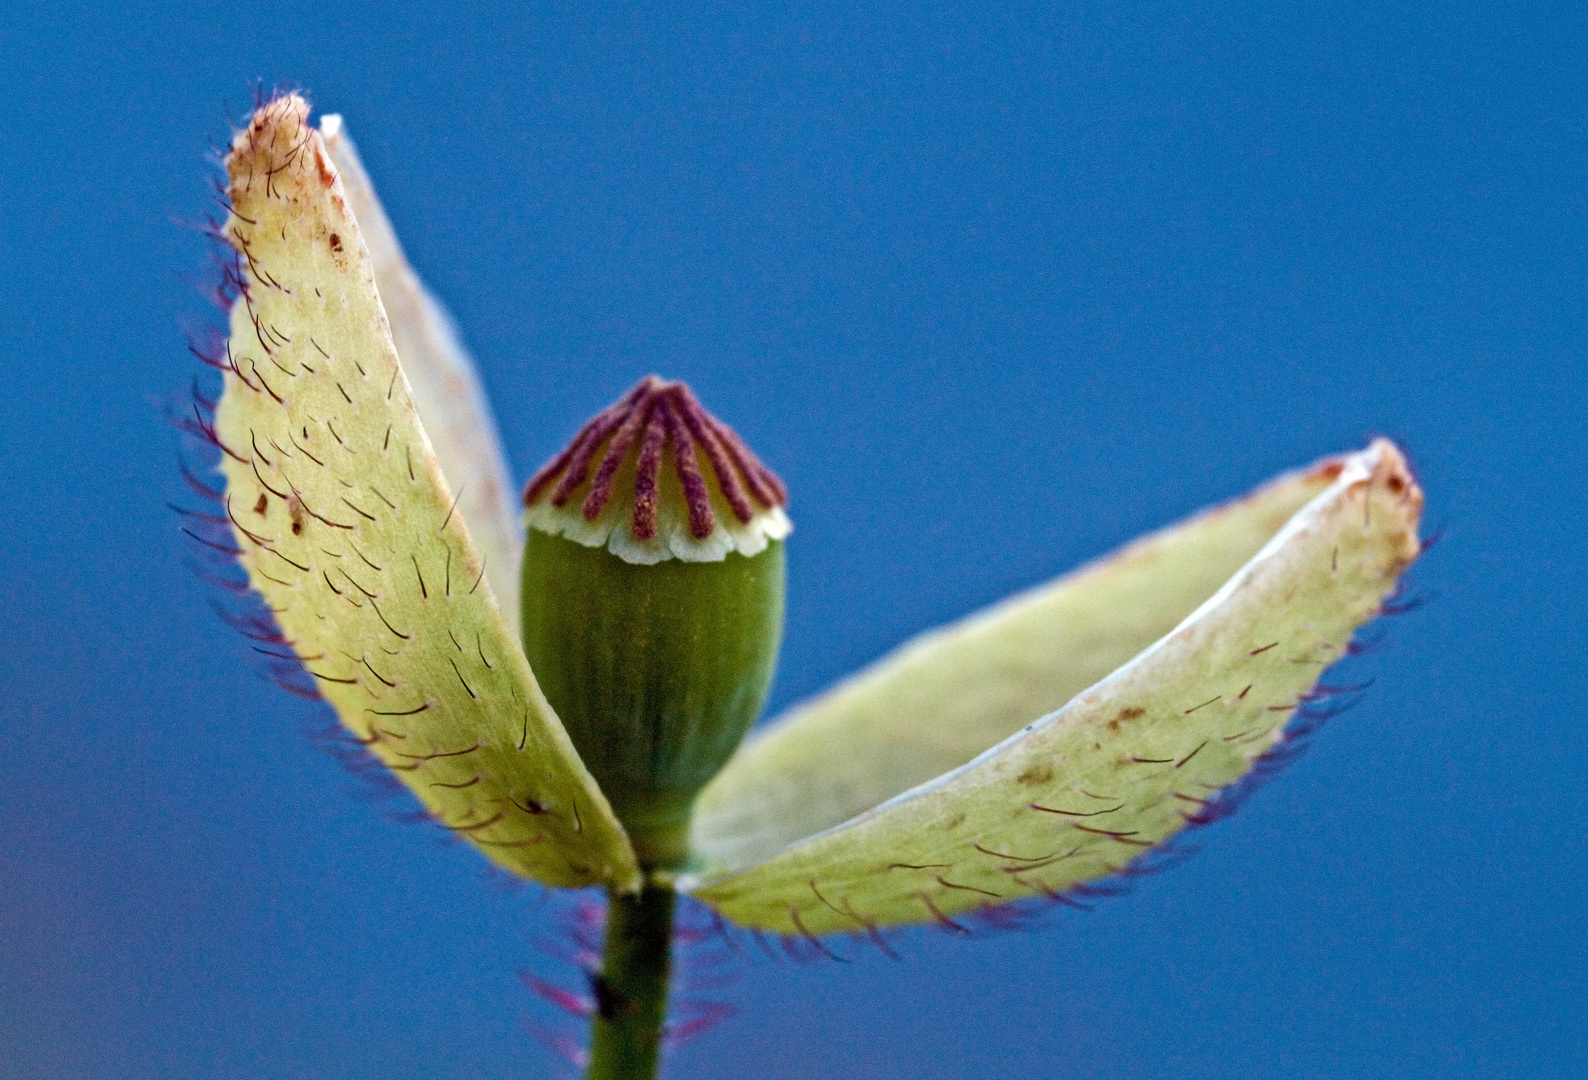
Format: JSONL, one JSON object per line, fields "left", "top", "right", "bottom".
{"left": 1, "top": 3, "right": 1583, "bottom": 1078}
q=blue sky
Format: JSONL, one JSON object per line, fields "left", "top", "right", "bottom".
{"left": 0, "top": 3, "right": 1583, "bottom": 1077}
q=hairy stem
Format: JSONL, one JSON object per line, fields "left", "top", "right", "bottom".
{"left": 586, "top": 883, "right": 676, "bottom": 1080}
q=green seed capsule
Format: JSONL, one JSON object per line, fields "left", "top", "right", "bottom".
{"left": 519, "top": 377, "right": 790, "bottom": 869}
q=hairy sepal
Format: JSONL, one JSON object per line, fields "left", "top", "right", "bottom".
{"left": 693, "top": 450, "right": 1352, "bottom": 870}
{"left": 681, "top": 441, "right": 1421, "bottom": 932}
{"left": 319, "top": 116, "right": 524, "bottom": 633}
{"left": 213, "top": 95, "right": 638, "bottom": 891}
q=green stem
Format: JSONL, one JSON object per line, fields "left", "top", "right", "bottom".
{"left": 586, "top": 883, "right": 676, "bottom": 1080}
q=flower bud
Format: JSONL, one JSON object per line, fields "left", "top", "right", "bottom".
{"left": 520, "top": 377, "right": 789, "bottom": 869}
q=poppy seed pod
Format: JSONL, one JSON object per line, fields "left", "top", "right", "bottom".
{"left": 520, "top": 378, "right": 790, "bottom": 868}
{"left": 198, "top": 93, "right": 1426, "bottom": 1080}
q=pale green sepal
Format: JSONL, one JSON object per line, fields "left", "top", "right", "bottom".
{"left": 319, "top": 115, "right": 524, "bottom": 634}
{"left": 681, "top": 441, "right": 1421, "bottom": 931}
{"left": 213, "top": 95, "right": 639, "bottom": 891}
{"left": 691, "top": 450, "right": 1354, "bottom": 873}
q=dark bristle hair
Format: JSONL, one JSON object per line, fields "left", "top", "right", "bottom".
{"left": 665, "top": 556, "right": 1430, "bottom": 958}
{"left": 519, "top": 893, "right": 746, "bottom": 1068}
{"left": 170, "top": 91, "right": 440, "bottom": 823}
{"left": 523, "top": 376, "right": 787, "bottom": 541}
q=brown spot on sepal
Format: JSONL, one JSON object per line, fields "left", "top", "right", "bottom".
{"left": 1308, "top": 459, "right": 1347, "bottom": 483}
{"left": 253, "top": 493, "right": 269, "bottom": 515}
{"left": 328, "top": 233, "right": 342, "bottom": 253}
{"left": 288, "top": 493, "right": 306, "bottom": 535}
{"left": 1108, "top": 705, "right": 1147, "bottom": 732}
{"left": 1017, "top": 762, "right": 1054, "bottom": 786}
{"left": 314, "top": 144, "right": 337, "bottom": 189}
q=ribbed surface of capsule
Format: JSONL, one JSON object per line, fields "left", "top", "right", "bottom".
{"left": 523, "top": 377, "right": 791, "bottom": 564}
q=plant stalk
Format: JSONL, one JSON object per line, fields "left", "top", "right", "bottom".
{"left": 586, "top": 882, "right": 676, "bottom": 1080}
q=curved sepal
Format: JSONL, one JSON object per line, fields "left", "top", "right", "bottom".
{"left": 692, "top": 451, "right": 1350, "bottom": 872}
{"left": 212, "top": 95, "right": 638, "bottom": 891}
{"left": 319, "top": 115, "right": 524, "bottom": 634}
{"left": 681, "top": 441, "right": 1421, "bottom": 932}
